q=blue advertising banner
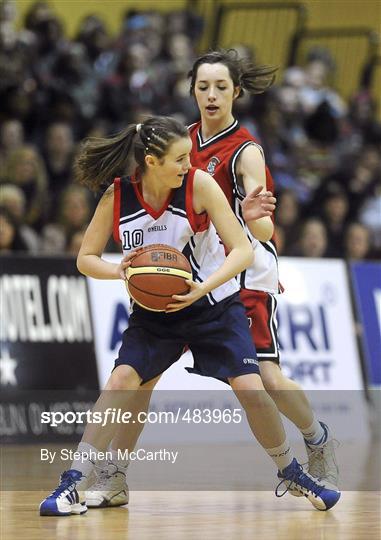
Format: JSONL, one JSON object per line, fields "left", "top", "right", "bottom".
{"left": 351, "top": 262, "right": 381, "bottom": 386}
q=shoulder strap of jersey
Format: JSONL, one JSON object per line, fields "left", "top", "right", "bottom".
{"left": 185, "top": 167, "right": 210, "bottom": 233}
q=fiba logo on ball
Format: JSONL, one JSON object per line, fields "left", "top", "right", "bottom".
{"left": 206, "top": 156, "right": 221, "bottom": 176}
{"left": 151, "top": 251, "right": 178, "bottom": 262}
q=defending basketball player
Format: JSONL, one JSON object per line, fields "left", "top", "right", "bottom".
{"left": 86, "top": 51, "right": 338, "bottom": 509}
{"left": 187, "top": 49, "right": 339, "bottom": 490}
{"left": 39, "top": 116, "right": 340, "bottom": 516}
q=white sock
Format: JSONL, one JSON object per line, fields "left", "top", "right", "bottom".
{"left": 301, "top": 417, "right": 326, "bottom": 446}
{"left": 266, "top": 439, "right": 293, "bottom": 471}
{"left": 70, "top": 442, "right": 99, "bottom": 489}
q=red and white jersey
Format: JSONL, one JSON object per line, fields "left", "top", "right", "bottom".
{"left": 113, "top": 167, "right": 239, "bottom": 306}
{"left": 189, "top": 120, "right": 279, "bottom": 293}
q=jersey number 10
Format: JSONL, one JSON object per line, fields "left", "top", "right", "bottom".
{"left": 122, "top": 230, "right": 144, "bottom": 250}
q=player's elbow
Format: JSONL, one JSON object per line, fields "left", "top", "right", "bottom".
{"left": 255, "top": 230, "right": 273, "bottom": 242}
{"left": 76, "top": 253, "right": 86, "bottom": 276}
{"left": 240, "top": 238, "right": 254, "bottom": 268}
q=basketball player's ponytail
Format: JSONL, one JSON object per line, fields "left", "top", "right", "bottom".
{"left": 75, "top": 117, "right": 188, "bottom": 192}
{"left": 189, "top": 48, "right": 277, "bottom": 98}
{"left": 75, "top": 125, "right": 137, "bottom": 192}
{"left": 238, "top": 59, "right": 277, "bottom": 95}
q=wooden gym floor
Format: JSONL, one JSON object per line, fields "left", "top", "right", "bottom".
{"left": 1, "top": 490, "right": 380, "bottom": 540}
{"left": 1, "top": 441, "right": 380, "bottom": 540}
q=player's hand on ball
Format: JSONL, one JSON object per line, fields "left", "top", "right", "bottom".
{"left": 241, "top": 185, "right": 276, "bottom": 222}
{"left": 165, "top": 280, "right": 205, "bottom": 312}
{"left": 116, "top": 250, "right": 142, "bottom": 280}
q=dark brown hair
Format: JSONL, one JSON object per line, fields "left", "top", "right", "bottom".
{"left": 189, "top": 48, "right": 277, "bottom": 97}
{"left": 75, "top": 116, "right": 188, "bottom": 192}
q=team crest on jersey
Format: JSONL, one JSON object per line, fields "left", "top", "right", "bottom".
{"left": 206, "top": 156, "right": 220, "bottom": 176}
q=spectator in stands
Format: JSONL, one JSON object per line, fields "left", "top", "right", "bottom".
{"left": 25, "top": 2, "right": 65, "bottom": 71}
{"left": 345, "top": 161, "right": 379, "bottom": 222}
{"left": 0, "top": 206, "right": 30, "bottom": 253}
{"left": 292, "top": 218, "right": 328, "bottom": 258}
{"left": 42, "top": 122, "right": 75, "bottom": 214}
{"left": 25, "top": 5, "right": 67, "bottom": 129}
{"left": 320, "top": 187, "right": 350, "bottom": 257}
{"left": 0, "top": 4, "right": 35, "bottom": 94}
{"left": 348, "top": 90, "right": 381, "bottom": 147}
{"left": 0, "top": 184, "right": 40, "bottom": 252}
{"left": 276, "top": 67, "right": 308, "bottom": 149}
{"left": 119, "top": 11, "right": 155, "bottom": 48}
{"left": 283, "top": 48, "right": 346, "bottom": 146}
{"left": 165, "top": 9, "right": 204, "bottom": 42}
{"left": 47, "top": 43, "right": 99, "bottom": 133}
{"left": 275, "top": 189, "right": 300, "bottom": 254}
{"left": 41, "top": 184, "right": 93, "bottom": 253}
{"left": 100, "top": 44, "right": 156, "bottom": 126}
{"left": 299, "top": 48, "right": 347, "bottom": 119}
{"left": 344, "top": 222, "right": 372, "bottom": 261}
{"left": 0, "top": 17, "right": 38, "bottom": 134}
{"left": 2, "top": 144, "right": 49, "bottom": 229}
{"left": 0, "top": 119, "right": 25, "bottom": 180}
{"left": 75, "top": 15, "right": 114, "bottom": 78}
{"left": 160, "top": 32, "right": 197, "bottom": 122}
{"left": 0, "top": 119, "right": 24, "bottom": 158}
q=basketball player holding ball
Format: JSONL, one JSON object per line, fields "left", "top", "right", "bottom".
{"left": 40, "top": 115, "right": 340, "bottom": 516}
{"left": 86, "top": 51, "right": 339, "bottom": 509}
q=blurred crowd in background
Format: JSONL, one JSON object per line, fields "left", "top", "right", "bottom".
{"left": 0, "top": 0, "right": 380, "bottom": 260}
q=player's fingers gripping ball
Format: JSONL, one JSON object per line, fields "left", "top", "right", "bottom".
{"left": 125, "top": 244, "right": 192, "bottom": 311}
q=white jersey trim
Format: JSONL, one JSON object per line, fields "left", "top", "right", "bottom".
{"left": 120, "top": 208, "right": 148, "bottom": 224}
{"left": 197, "top": 119, "right": 238, "bottom": 148}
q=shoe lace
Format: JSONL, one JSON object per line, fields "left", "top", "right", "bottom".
{"left": 275, "top": 467, "right": 324, "bottom": 499}
{"left": 49, "top": 471, "right": 78, "bottom": 498}
{"left": 92, "top": 467, "right": 112, "bottom": 489}
{"left": 308, "top": 439, "right": 340, "bottom": 482}
{"left": 92, "top": 463, "right": 125, "bottom": 490}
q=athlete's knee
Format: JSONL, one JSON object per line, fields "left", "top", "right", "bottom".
{"left": 259, "top": 362, "right": 285, "bottom": 393}
{"left": 244, "top": 390, "right": 274, "bottom": 413}
{"left": 231, "top": 377, "right": 273, "bottom": 412}
{"left": 106, "top": 365, "right": 141, "bottom": 391}
{"left": 261, "top": 373, "right": 285, "bottom": 393}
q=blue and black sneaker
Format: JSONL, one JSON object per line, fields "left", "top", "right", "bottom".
{"left": 40, "top": 470, "right": 87, "bottom": 516}
{"left": 276, "top": 458, "right": 341, "bottom": 511}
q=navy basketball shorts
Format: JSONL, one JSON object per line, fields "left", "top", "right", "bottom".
{"left": 114, "top": 293, "right": 259, "bottom": 384}
{"left": 240, "top": 289, "right": 280, "bottom": 364}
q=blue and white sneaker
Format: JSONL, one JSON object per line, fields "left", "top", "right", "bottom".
{"left": 276, "top": 458, "right": 341, "bottom": 511}
{"left": 40, "top": 470, "right": 87, "bottom": 516}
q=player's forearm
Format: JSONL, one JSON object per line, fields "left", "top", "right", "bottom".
{"left": 77, "top": 254, "right": 120, "bottom": 280}
{"left": 246, "top": 216, "right": 274, "bottom": 242}
{"left": 199, "top": 243, "right": 253, "bottom": 295}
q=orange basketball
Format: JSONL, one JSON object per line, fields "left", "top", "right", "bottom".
{"left": 125, "top": 244, "right": 192, "bottom": 311}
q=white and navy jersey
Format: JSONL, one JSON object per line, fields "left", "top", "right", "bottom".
{"left": 189, "top": 120, "right": 280, "bottom": 294}
{"left": 113, "top": 167, "right": 239, "bottom": 306}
